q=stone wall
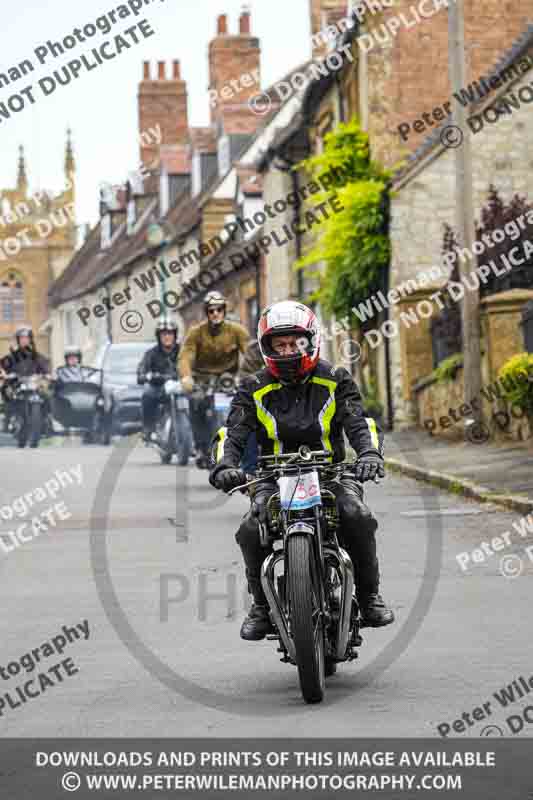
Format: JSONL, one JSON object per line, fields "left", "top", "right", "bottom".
{"left": 389, "top": 46, "right": 533, "bottom": 427}
{"left": 415, "top": 366, "right": 533, "bottom": 445}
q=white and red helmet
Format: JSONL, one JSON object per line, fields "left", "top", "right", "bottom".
{"left": 257, "top": 301, "right": 321, "bottom": 383}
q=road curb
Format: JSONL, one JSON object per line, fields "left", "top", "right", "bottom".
{"left": 385, "top": 457, "right": 533, "bottom": 515}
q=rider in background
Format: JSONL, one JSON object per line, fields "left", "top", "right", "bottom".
{"left": 0, "top": 326, "right": 51, "bottom": 432}
{"left": 137, "top": 318, "right": 180, "bottom": 443}
{"left": 54, "top": 346, "right": 88, "bottom": 385}
{"left": 209, "top": 301, "right": 394, "bottom": 641}
{"left": 178, "top": 292, "right": 249, "bottom": 468}
{"left": 0, "top": 326, "right": 50, "bottom": 377}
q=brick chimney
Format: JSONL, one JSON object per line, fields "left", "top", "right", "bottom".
{"left": 208, "top": 9, "right": 261, "bottom": 132}
{"left": 138, "top": 60, "right": 189, "bottom": 167}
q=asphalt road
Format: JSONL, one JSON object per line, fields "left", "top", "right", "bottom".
{"left": 1, "top": 436, "right": 532, "bottom": 738}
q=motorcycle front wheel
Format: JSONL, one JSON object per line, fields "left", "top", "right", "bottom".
{"left": 28, "top": 403, "right": 42, "bottom": 448}
{"left": 172, "top": 405, "right": 193, "bottom": 467}
{"left": 287, "top": 534, "right": 325, "bottom": 704}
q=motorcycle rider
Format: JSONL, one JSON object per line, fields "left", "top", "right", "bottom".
{"left": 209, "top": 301, "right": 394, "bottom": 640}
{"left": 178, "top": 291, "right": 249, "bottom": 468}
{"left": 137, "top": 317, "right": 180, "bottom": 443}
{"left": 55, "top": 346, "right": 87, "bottom": 384}
{"left": 0, "top": 326, "right": 51, "bottom": 431}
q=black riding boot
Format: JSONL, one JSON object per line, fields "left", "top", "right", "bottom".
{"left": 333, "top": 475, "right": 394, "bottom": 628}
{"left": 236, "top": 511, "right": 274, "bottom": 640}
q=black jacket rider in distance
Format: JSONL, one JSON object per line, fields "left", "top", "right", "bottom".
{"left": 137, "top": 343, "right": 180, "bottom": 384}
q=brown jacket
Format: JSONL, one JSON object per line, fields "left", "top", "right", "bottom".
{"left": 178, "top": 320, "right": 249, "bottom": 380}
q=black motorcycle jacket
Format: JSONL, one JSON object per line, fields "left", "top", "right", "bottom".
{"left": 210, "top": 359, "right": 384, "bottom": 481}
{"left": 1, "top": 347, "right": 50, "bottom": 378}
{"left": 137, "top": 344, "right": 180, "bottom": 385}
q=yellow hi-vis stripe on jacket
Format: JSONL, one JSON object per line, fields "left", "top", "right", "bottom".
{"left": 365, "top": 417, "right": 380, "bottom": 449}
{"left": 216, "top": 426, "right": 227, "bottom": 462}
{"left": 310, "top": 376, "right": 337, "bottom": 456}
{"left": 253, "top": 383, "right": 282, "bottom": 454}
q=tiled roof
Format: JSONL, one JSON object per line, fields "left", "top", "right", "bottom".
{"left": 49, "top": 195, "right": 160, "bottom": 305}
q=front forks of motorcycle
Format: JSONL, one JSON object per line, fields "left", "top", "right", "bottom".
{"left": 260, "top": 543, "right": 357, "bottom": 665}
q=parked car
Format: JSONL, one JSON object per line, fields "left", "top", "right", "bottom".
{"left": 95, "top": 342, "right": 153, "bottom": 436}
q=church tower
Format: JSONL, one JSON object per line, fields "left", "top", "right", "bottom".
{"left": 0, "top": 133, "right": 77, "bottom": 358}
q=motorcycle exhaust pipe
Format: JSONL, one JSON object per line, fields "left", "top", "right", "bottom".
{"left": 323, "top": 545, "right": 354, "bottom": 660}
{"left": 260, "top": 552, "right": 296, "bottom": 662}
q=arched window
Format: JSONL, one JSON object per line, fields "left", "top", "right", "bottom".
{"left": 0, "top": 272, "right": 25, "bottom": 322}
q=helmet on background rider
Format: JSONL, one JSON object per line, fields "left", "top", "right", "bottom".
{"left": 257, "top": 301, "right": 321, "bottom": 384}
{"left": 64, "top": 345, "right": 82, "bottom": 366}
{"left": 15, "top": 325, "right": 34, "bottom": 348}
{"left": 204, "top": 291, "right": 227, "bottom": 327}
{"left": 155, "top": 317, "right": 178, "bottom": 347}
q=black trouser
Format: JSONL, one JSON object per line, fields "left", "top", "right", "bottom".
{"left": 235, "top": 473, "right": 379, "bottom": 606}
{"left": 141, "top": 385, "right": 164, "bottom": 431}
{"left": 189, "top": 396, "right": 224, "bottom": 456}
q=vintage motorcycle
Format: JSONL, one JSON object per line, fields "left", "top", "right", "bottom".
{"left": 4, "top": 372, "right": 50, "bottom": 448}
{"left": 230, "top": 446, "right": 364, "bottom": 704}
{"left": 149, "top": 372, "right": 193, "bottom": 466}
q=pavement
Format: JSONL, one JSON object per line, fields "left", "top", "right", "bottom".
{"left": 386, "top": 429, "right": 533, "bottom": 514}
{"left": 1, "top": 438, "right": 532, "bottom": 736}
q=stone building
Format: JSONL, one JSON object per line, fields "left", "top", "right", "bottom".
{"left": 0, "top": 136, "right": 76, "bottom": 359}
{"left": 256, "top": 0, "right": 533, "bottom": 428}
{"left": 389, "top": 24, "right": 533, "bottom": 429}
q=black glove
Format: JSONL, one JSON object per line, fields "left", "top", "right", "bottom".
{"left": 137, "top": 374, "right": 146, "bottom": 385}
{"left": 214, "top": 468, "right": 247, "bottom": 493}
{"left": 352, "top": 451, "right": 385, "bottom": 483}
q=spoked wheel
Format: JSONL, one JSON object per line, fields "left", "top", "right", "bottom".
{"left": 287, "top": 534, "right": 325, "bottom": 704}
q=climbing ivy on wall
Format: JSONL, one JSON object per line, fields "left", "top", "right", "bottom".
{"left": 294, "top": 117, "right": 391, "bottom": 325}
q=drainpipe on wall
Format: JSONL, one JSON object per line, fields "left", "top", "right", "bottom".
{"left": 381, "top": 183, "right": 394, "bottom": 431}
{"left": 291, "top": 170, "right": 304, "bottom": 301}
{"left": 104, "top": 283, "right": 113, "bottom": 343}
